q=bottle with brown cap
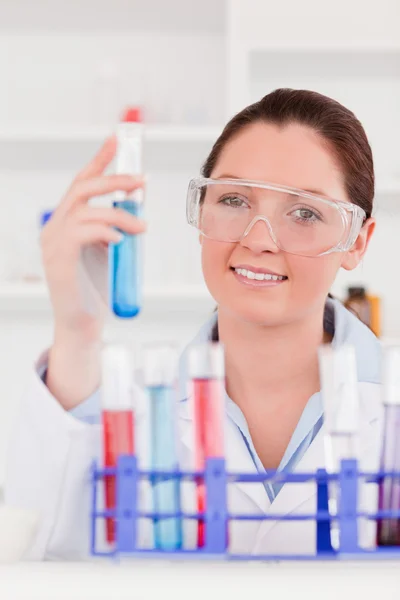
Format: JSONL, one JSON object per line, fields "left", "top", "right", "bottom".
{"left": 344, "top": 286, "right": 371, "bottom": 328}
{"left": 344, "top": 286, "right": 381, "bottom": 337}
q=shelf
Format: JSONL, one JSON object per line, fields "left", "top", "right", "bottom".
{"left": 0, "top": 125, "right": 397, "bottom": 196}
{"left": 0, "top": 125, "right": 222, "bottom": 144}
{"left": 229, "top": 0, "right": 400, "bottom": 57}
{"left": 248, "top": 44, "right": 400, "bottom": 54}
{"left": 0, "top": 282, "right": 214, "bottom": 315}
{"left": 145, "top": 126, "right": 222, "bottom": 142}
{"left": 0, "top": 0, "right": 226, "bottom": 34}
{"left": 0, "top": 125, "right": 222, "bottom": 170}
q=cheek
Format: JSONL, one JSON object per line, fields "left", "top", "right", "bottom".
{"left": 288, "top": 254, "right": 341, "bottom": 299}
{"left": 201, "top": 239, "right": 232, "bottom": 285}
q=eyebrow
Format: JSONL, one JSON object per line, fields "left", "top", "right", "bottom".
{"left": 215, "top": 174, "right": 328, "bottom": 198}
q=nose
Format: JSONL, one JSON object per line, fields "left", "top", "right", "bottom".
{"left": 239, "top": 216, "right": 280, "bottom": 254}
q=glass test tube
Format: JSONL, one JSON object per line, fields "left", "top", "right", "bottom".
{"left": 101, "top": 344, "right": 135, "bottom": 544}
{"left": 318, "top": 344, "right": 360, "bottom": 550}
{"left": 377, "top": 346, "right": 400, "bottom": 546}
{"left": 143, "top": 344, "right": 183, "bottom": 550}
{"left": 110, "top": 120, "right": 144, "bottom": 318}
{"left": 188, "top": 342, "right": 226, "bottom": 548}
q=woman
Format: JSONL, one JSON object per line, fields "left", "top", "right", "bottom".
{"left": 5, "top": 88, "right": 381, "bottom": 559}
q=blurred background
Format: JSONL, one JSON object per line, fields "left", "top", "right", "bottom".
{"left": 0, "top": 0, "right": 399, "bottom": 484}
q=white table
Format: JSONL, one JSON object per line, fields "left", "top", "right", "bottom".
{"left": 0, "top": 560, "right": 399, "bottom": 600}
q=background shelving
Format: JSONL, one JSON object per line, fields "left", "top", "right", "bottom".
{"left": 0, "top": 125, "right": 222, "bottom": 143}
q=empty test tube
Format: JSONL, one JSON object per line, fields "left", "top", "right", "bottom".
{"left": 318, "top": 344, "right": 360, "bottom": 550}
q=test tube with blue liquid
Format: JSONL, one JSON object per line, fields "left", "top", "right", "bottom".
{"left": 110, "top": 118, "right": 144, "bottom": 318}
{"left": 377, "top": 346, "right": 400, "bottom": 546}
{"left": 143, "top": 344, "right": 183, "bottom": 550}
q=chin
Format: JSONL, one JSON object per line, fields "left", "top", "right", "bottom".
{"left": 216, "top": 292, "right": 294, "bottom": 327}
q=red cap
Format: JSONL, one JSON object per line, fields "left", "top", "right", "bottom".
{"left": 121, "top": 106, "right": 143, "bottom": 123}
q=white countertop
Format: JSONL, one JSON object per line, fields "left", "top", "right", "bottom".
{"left": 0, "top": 560, "right": 400, "bottom": 600}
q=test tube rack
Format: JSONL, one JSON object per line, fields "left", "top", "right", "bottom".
{"left": 90, "top": 457, "right": 400, "bottom": 561}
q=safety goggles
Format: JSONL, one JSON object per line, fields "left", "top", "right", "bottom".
{"left": 186, "top": 177, "right": 366, "bottom": 258}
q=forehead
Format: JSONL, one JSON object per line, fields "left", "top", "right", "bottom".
{"left": 211, "top": 122, "right": 347, "bottom": 201}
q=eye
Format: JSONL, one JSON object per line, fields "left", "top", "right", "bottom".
{"left": 291, "top": 207, "right": 322, "bottom": 223}
{"left": 219, "top": 194, "right": 249, "bottom": 208}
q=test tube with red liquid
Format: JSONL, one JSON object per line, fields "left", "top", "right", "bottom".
{"left": 101, "top": 345, "right": 135, "bottom": 544}
{"left": 188, "top": 342, "right": 225, "bottom": 548}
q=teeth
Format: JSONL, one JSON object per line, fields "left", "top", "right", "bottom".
{"left": 235, "top": 268, "right": 285, "bottom": 281}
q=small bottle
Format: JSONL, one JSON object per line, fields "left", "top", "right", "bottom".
{"left": 344, "top": 286, "right": 371, "bottom": 328}
{"left": 366, "top": 294, "right": 381, "bottom": 337}
{"left": 21, "top": 209, "right": 54, "bottom": 283}
{"left": 109, "top": 112, "right": 144, "bottom": 318}
{"left": 143, "top": 344, "right": 182, "bottom": 550}
{"left": 40, "top": 210, "right": 53, "bottom": 228}
{"left": 188, "top": 343, "right": 226, "bottom": 548}
{"left": 101, "top": 345, "right": 135, "bottom": 544}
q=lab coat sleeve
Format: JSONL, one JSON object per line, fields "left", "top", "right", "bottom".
{"left": 37, "top": 357, "right": 101, "bottom": 425}
{"left": 4, "top": 350, "right": 102, "bottom": 560}
{"left": 4, "top": 351, "right": 153, "bottom": 560}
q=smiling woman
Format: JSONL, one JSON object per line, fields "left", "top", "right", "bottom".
{"left": 196, "top": 98, "right": 374, "bottom": 332}
{"left": 5, "top": 88, "right": 382, "bottom": 559}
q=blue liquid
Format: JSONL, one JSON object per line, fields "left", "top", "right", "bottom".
{"left": 148, "top": 385, "right": 183, "bottom": 550}
{"left": 110, "top": 200, "right": 142, "bottom": 318}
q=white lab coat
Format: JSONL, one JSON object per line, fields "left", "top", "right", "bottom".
{"left": 4, "top": 356, "right": 382, "bottom": 560}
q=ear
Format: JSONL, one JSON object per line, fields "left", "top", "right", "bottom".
{"left": 341, "top": 218, "right": 375, "bottom": 271}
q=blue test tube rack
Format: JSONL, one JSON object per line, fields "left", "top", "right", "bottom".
{"left": 90, "top": 457, "right": 400, "bottom": 561}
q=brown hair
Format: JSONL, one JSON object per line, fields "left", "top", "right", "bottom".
{"left": 202, "top": 88, "right": 374, "bottom": 218}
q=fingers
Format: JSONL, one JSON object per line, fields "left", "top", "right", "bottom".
{"left": 74, "top": 136, "right": 117, "bottom": 182}
{"left": 59, "top": 174, "right": 145, "bottom": 213}
{"left": 41, "top": 204, "right": 146, "bottom": 261}
{"left": 75, "top": 223, "right": 126, "bottom": 247}
{"left": 76, "top": 206, "right": 147, "bottom": 235}
{"left": 41, "top": 221, "right": 127, "bottom": 266}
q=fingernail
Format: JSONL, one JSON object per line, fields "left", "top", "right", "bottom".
{"left": 115, "top": 232, "right": 124, "bottom": 243}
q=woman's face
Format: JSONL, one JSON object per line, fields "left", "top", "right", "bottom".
{"left": 201, "top": 122, "right": 374, "bottom": 326}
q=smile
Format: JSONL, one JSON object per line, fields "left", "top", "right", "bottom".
{"left": 233, "top": 267, "right": 287, "bottom": 281}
